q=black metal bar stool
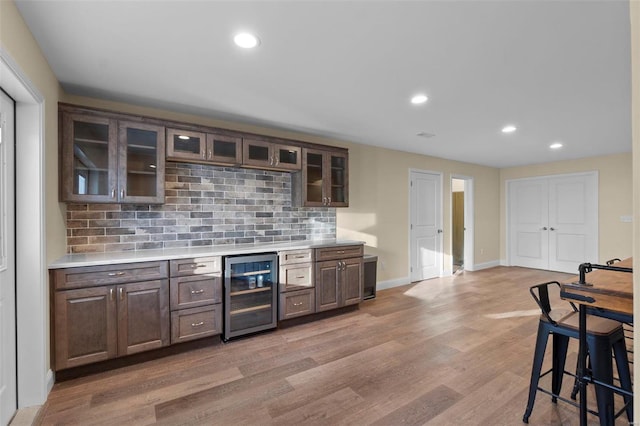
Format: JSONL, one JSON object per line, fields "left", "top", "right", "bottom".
{"left": 522, "top": 281, "right": 633, "bottom": 424}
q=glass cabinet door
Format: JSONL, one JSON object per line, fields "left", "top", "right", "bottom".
{"left": 207, "top": 133, "right": 242, "bottom": 165}
{"left": 243, "top": 139, "right": 272, "bottom": 167}
{"left": 62, "top": 113, "right": 118, "bottom": 203}
{"left": 166, "top": 128, "right": 206, "bottom": 161}
{"left": 274, "top": 145, "right": 301, "bottom": 170}
{"left": 304, "top": 150, "right": 325, "bottom": 205}
{"left": 329, "top": 152, "right": 348, "bottom": 206}
{"left": 119, "top": 121, "right": 165, "bottom": 204}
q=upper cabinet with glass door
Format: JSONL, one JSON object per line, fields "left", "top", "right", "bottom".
{"left": 242, "top": 139, "right": 301, "bottom": 171}
{"left": 292, "top": 148, "right": 348, "bottom": 207}
{"left": 166, "top": 128, "right": 242, "bottom": 166}
{"left": 60, "top": 108, "right": 165, "bottom": 204}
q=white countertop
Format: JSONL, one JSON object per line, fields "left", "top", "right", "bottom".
{"left": 49, "top": 239, "right": 365, "bottom": 269}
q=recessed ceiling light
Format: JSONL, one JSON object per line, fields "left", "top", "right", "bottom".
{"left": 550, "top": 142, "right": 563, "bottom": 149}
{"left": 178, "top": 135, "right": 190, "bottom": 140}
{"left": 502, "top": 125, "right": 517, "bottom": 133}
{"left": 411, "top": 94, "right": 428, "bottom": 105}
{"left": 234, "top": 32, "right": 260, "bottom": 49}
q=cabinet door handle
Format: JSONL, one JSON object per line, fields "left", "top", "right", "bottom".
{"left": 202, "top": 150, "right": 206, "bottom": 159}
{"left": 110, "top": 288, "right": 114, "bottom": 301}
{"left": 327, "top": 197, "right": 331, "bottom": 204}
{"left": 191, "top": 321, "right": 205, "bottom": 327}
{"left": 111, "top": 188, "right": 116, "bottom": 199}
{"left": 541, "top": 227, "right": 548, "bottom": 231}
{"left": 120, "top": 189, "right": 125, "bottom": 199}
{"left": 191, "top": 289, "right": 205, "bottom": 295}
{"left": 208, "top": 150, "right": 212, "bottom": 159}
{"left": 550, "top": 227, "right": 556, "bottom": 231}
{"left": 119, "top": 287, "right": 124, "bottom": 300}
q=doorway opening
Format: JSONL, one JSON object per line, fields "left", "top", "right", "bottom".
{"left": 450, "top": 175, "right": 474, "bottom": 274}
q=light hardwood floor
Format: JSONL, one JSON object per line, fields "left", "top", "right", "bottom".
{"left": 37, "top": 266, "right": 632, "bottom": 425}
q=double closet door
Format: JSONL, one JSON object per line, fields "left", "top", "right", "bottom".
{"left": 508, "top": 172, "right": 598, "bottom": 274}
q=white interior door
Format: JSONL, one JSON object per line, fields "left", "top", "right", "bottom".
{"left": 548, "top": 174, "right": 598, "bottom": 272}
{"left": 410, "top": 171, "right": 442, "bottom": 281}
{"left": 508, "top": 172, "right": 598, "bottom": 274}
{"left": 509, "top": 178, "right": 549, "bottom": 269}
{"left": 0, "top": 90, "right": 16, "bottom": 425}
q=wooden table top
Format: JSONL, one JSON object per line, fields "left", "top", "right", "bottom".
{"left": 561, "top": 257, "right": 633, "bottom": 316}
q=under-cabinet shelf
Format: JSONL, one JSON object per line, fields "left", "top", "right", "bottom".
{"left": 230, "top": 269, "right": 271, "bottom": 277}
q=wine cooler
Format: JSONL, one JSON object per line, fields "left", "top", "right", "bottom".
{"left": 223, "top": 253, "right": 278, "bottom": 340}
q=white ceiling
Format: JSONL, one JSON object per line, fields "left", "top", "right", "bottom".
{"left": 15, "top": 0, "right": 631, "bottom": 168}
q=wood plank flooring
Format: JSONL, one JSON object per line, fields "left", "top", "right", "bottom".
{"left": 37, "top": 266, "right": 632, "bottom": 425}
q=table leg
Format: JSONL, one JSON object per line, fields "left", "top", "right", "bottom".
{"left": 579, "top": 304, "right": 588, "bottom": 426}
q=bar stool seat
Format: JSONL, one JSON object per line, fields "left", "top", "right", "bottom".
{"left": 522, "top": 281, "right": 633, "bottom": 424}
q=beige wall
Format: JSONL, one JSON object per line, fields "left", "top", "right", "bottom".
{"left": 337, "top": 142, "right": 500, "bottom": 281}
{"left": 1, "top": 0, "right": 64, "bottom": 263}
{"left": 500, "top": 153, "right": 633, "bottom": 264}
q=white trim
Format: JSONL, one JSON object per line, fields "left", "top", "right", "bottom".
{"left": 450, "top": 174, "right": 474, "bottom": 273}
{"left": 0, "top": 48, "right": 50, "bottom": 407}
{"left": 469, "top": 260, "right": 501, "bottom": 271}
{"left": 408, "top": 169, "right": 444, "bottom": 281}
{"left": 376, "top": 276, "right": 411, "bottom": 291}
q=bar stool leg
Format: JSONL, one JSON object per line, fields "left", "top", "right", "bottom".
{"left": 523, "top": 322, "right": 550, "bottom": 423}
{"left": 552, "top": 333, "right": 570, "bottom": 403}
{"left": 612, "top": 338, "right": 633, "bottom": 422}
{"left": 589, "top": 337, "right": 615, "bottom": 425}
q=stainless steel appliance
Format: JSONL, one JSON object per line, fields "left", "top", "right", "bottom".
{"left": 223, "top": 253, "right": 278, "bottom": 340}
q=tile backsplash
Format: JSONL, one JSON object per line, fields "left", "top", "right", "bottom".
{"left": 66, "top": 162, "right": 336, "bottom": 253}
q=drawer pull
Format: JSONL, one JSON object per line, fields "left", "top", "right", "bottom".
{"left": 189, "top": 263, "right": 206, "bottom": 269}
{"left": 296, "top": 276, "right": 306, "bottom": 279}
{"left": 191, "top": 321, "right": 205, "bottom": 327}
{"left": 107, "top": 271, "right": 125, "bottom": 277}
{"left": 190, "top": 289, "right": 205, "bottom": 295}
{"left": 294, "top": 255, "right": 306, "bottom": 258}
{"left": 293, "top": 302, "right": 304, "bottom": 306}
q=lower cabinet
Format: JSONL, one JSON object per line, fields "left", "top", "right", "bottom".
{"left": 169, "top": 257, "right": 223, "bottom": 343}
{"left": 54, "top": 279, "right": 169, "bottom": 370}
{"left": 278, "top": 249, "right": 315, "bottom": 320}
{"left": 279, "top": 288, "right": 315, "bottom": 320}
{"left": 315, "top": 246, "right": 364, "bottom": 313}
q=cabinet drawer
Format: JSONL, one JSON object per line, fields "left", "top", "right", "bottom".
{"left": 279, "top": 249, "right": 313, "bottom": 265}
{"left": 170, "top": 257, "right": 221, "bottom": 277}
{"left": 279, "top": 289, "right": 315, "bottom": 320}
{"left": 171, "top": 305, "right": 222, "bottom": 344}
{"left": 54, "top": 261, "right": 168, "bottom": 290}
{"left": 170, "top": 275, "right": 222, "bottom": 310}
{"left": 279, "top": 263, "right": 313, "bottom": 292}
{"left": 315, "top": 245, "right": 363, "bottom": 262}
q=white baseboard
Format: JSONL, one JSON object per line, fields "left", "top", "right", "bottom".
{"left": 468, "top": 260, "right": 501, "bottom": 271}
{"left": 376, "top": 276, "right": 411, "bottom": 291}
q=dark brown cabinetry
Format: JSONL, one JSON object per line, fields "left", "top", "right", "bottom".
{"left": 243, "top": 139, "right": 301, "bottom": 171}
{"left": 52, "top": 261, "right": 169, "bottom": 370}
{"left": 169, "top": 257, "right": 223, "bottom": 344}
{"left": 314, "top": 245, "right": 363, "bottom": 313}
{"left": 293, "top": 148, "right": 348, "bottom": 207}
{"left": 278, "top": 249, "right": 315, "bottom": 320}
{"left": 166, "top": 128, "right": 242, "bottom": 166}
{"left": 60, "top": 108, "right": 165, "bottom": 204}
